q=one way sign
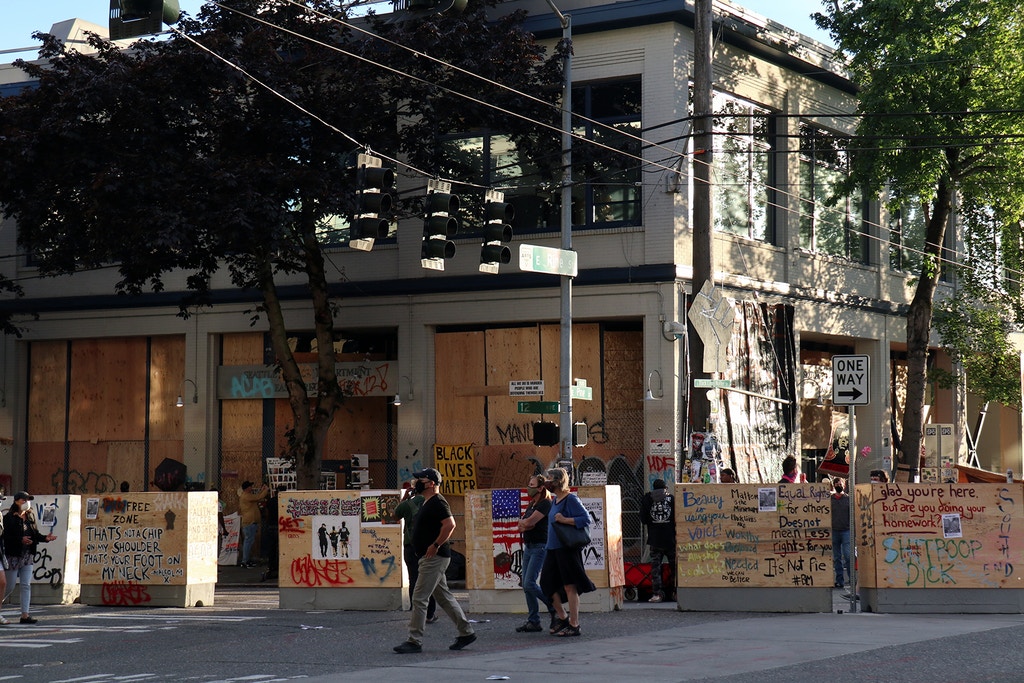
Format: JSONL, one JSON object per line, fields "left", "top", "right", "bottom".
{"left": 832, "top": 354, "right": 870, "bottom": 406}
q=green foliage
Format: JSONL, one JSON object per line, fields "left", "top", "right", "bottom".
{"left": 933, "top": 289, "right": 1021, "bottom": 408}
{"left": 816, "top": 1, "right": 1024, "bottom": 462}
{"left": 0, "top": 0, "right": 563, "bottom": 482}
{"left": 817, "top": 1, "right": 1024, "bottom": 205}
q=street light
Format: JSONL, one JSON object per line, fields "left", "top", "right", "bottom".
{"left": 176, "top": 378, "right": 198, "bottom": 407}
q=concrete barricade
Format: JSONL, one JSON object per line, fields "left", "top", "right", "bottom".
{"left": 857, "top": 481, "right": 1024, "bottom": 613}
{"left": 78, "top": 491, "right": 218, "bottom": 608}
{"left": 465, "top": 485, "right": 625, "bottom": 613}
{"left": 277, "top": 489, "right": 407, "bottom": 611}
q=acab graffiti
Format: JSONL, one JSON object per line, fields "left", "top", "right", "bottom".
{"left": 290, "top": 555, "right": 355, "bottom": 587}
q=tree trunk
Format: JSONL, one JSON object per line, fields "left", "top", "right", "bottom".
{"left": 900, "top": 173, "right": 954, "bottom": 474}
{"left": 258, "top": 254, "right": 314, "bottom": 485}
{"left": 298, "top": 208, "right": 344, "bottom": 490}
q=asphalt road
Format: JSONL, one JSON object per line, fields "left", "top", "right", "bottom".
{"left": 3, "top": 586, "right": 1024, "bottom": 683}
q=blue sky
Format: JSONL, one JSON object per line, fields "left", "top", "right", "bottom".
{"left": 1, "top": 1, "right": 832, "bottom": 54}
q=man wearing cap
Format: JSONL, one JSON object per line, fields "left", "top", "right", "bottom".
{"left": 640, "top": 479, "right": 675, "bottom": 603}
{"left": 393, "top": 467, "right": 476, "bottom": 654}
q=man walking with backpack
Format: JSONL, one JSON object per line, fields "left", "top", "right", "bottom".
{"left": 640, "top": 479, "right": 675, "bottom": 603}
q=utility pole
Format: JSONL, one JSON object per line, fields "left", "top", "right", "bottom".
{"left": 543, "top": 0, "right": 575, "bottom": 471}
{"left": 689, "top": 0, "right": 714, "bottom": 433}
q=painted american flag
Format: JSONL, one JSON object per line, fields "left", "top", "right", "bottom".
{"left": 491, "top": 488, "right": 529, "bottom": 548}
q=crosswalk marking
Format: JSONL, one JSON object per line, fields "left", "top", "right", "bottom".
{"left": 0, "top": 638, "right": 83, "bottom": 648}
{"left": 0, "top": 612, "right": 265, "bottom": 650}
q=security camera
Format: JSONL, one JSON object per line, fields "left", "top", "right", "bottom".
{"left": 664, "top": 321, "right": 686, "bottom": 338}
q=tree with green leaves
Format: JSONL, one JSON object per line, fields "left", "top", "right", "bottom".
{"left": 816, "top": 0, "right": 1024, "bottom": 471}
{"left": 0, "top": 0, "right": 562, "bottom": 487}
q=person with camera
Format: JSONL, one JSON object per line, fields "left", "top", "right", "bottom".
{"left": 2, "top": 492, "right": 56, "bottom": 624}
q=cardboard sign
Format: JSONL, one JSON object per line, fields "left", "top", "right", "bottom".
{"left": 675, "top": 484, "right": 833, "bottom": 588}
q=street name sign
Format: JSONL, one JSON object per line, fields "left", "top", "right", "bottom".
{"left": 518, "top": 244, "right": 578, "bottom": 277}
{"left": 832, "top": 354, "right": 870, "bottom": 406}
{"left": 694, "top": 379, "right": 731, "bottom": 388}
{"left": 570, "top": 385, "right": 593, "bottom": 400}
{"left": 518, "top": 401, "right": 560, "bottom": 414}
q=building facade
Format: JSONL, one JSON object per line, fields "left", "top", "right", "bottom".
{"left": 1, "top": 2, "right": 1021, "bottom": 554}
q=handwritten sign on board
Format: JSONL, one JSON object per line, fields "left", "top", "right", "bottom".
{"left": 857, "top": 482, "right": 1023, "bottom": 589}
{"left": 675, "top": 484, "right": 833, "bottom": 588}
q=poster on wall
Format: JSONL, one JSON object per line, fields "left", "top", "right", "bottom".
{"left": 360, "top": 493, "right": 401, "bottom": 526}
{"left": 311, "top": 497, "right": 361, "bottom": 560}
{"left": 434, "top": 444, "right": 477, "bottom": 495}
{"left": 219, "top": 512, "right": 240, "bottom": 566}
{"left": 491, "top": 489, "right": 528, "bottom": 589}
{"left": 580, "top": 497, "right": 606, "bottom": 571}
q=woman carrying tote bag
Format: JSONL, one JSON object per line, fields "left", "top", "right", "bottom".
{"left": 538, "top": 467, "right": 595, "bottom": 638}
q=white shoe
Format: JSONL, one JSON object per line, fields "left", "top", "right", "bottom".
{"left": 648, "top": 594, "right": 663, "bottom": 603}
{"left": 0, "top": 615, "right": 9, "bottom": 625}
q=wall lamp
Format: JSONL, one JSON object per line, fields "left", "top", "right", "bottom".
{"left": 176, "top": 379, "right": 198, "bottom": 407}
{"left": 391, "top": 375, "right": 414, "bottom": 406}
{"left": 644, "top": 370, "right": 663, "bottom": 401}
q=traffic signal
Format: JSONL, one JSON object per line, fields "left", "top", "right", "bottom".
{"left": 480, "top": 190, "right": 514, "bottom": 274}
{"left": 532, "top": 421, "right": 560, "bottom": 447}
{"left": 421, "top": 180, "right": 459, "bottom": 271}
{"left": 109, "top": 0, "right": 180, "bottom": 40}
{"left": 349, "top": 153, "right": 395, "bottom": 252}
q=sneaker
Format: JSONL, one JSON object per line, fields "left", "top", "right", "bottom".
{"left": 449, "top": 634, "right": 477, "bottom": 650}
{"left": 516, "top": 621, "right": 543, "bottom": 632}
{"left": 0, "top": 616, "right": 9, "bottom": 625}
{"left": 834, "top": 582, "right": 844, "bottom": 589}
{"left": 393, "top": 641, "right": 422, "bottom": 654}
{"left": 648, "top": 594, "right": 663, "bottom": 603}
{"left": 425, "top": 614, "right": 439, "bottom": 624}
{"left": 19, "top": 616, "right": 37, "bottom": 624}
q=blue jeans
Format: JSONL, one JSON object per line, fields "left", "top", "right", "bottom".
{"left": 832, "top": 528, "right": 850, "bottom": 585}
{"left": 521, "top": 543, "right": 552, "bottom": 625}
{"left": 5, "top": 563, "right": 33, "bottom": 616}
{"left": 241, "top": 522, "right": 258, "bottom": 564}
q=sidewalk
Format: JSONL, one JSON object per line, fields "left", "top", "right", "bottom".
{"left": 324, "top": 605, "right": 1024, "bottom": 683}
{"left": 213, "top": 565, "right": 1024, "bottom": 683}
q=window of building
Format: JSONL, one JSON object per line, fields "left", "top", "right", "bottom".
{"left": 570, "top": 79, "right": 643, "bottom": 229}
{"left": 434, "top": 131, "right": 549, "bottom": 235}
{"left": 799, "top": 124, "right": 867, "bottom": 261}
{"left": 695, "top": 91, "right": 777, "bottom": 242}
{"left": 888, "top": 200, "right": 928, "bottom": 274}
{"left": 432, "top": 78, "right": 642, "bottom": 235}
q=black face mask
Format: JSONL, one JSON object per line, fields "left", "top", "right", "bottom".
{"left": 414, "top": 480, "right": 427, "bottom": 494}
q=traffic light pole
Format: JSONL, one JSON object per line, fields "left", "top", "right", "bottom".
{"left": 544, "top": 0, "right": 574, "bottom": 470}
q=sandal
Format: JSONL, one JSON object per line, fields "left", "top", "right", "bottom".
{"left": 556, "top": 623, "right": 581, "bottom": 637}
{"left": 549, "top": 617, "right": 569, "bottom": 635}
